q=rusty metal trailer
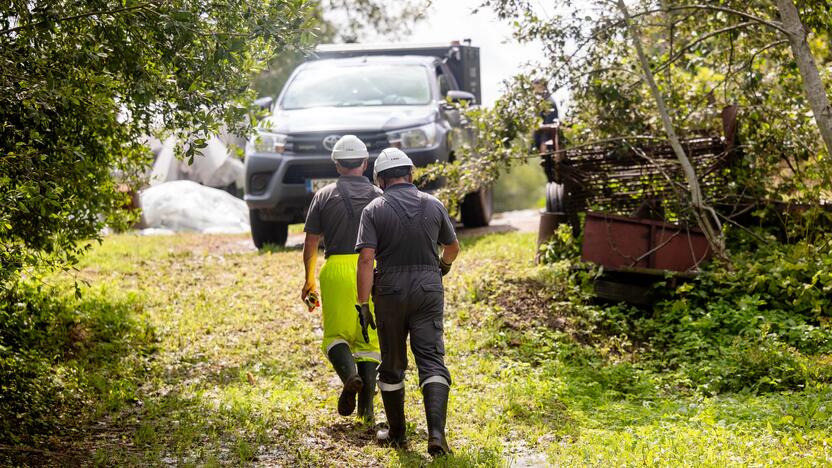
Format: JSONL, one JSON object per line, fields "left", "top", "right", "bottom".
{"left": 536, "top": 106, "right": 741, "bottom": 303}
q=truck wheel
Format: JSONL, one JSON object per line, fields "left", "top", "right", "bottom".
{"left": 461, "top": 186, "right": 493, "bottom": 228}
{"left": 545, "top": 182, "right": 565, "bottom": 213}
{"left": 250, "top": 209, "right": 288, "bottom": 249}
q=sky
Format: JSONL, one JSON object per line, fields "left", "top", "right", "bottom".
{"left": 361, "top": 0, "right": 559, "bottom": 107}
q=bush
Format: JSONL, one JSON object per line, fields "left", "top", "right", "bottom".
{"left": 641, "top": 237, "right": 832, "bottom": 392}
{"left": 538, "top": 224, "right": 581, "bottom": 264}
{"left": 537, "top": 232, "right": 832, "bottom": 394}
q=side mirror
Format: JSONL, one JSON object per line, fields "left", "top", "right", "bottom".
{"left": 254, "top": 96, "right": 273, "bottom": 110}
{"left": 446, "top": 90, "right": 476, "bottom": 105}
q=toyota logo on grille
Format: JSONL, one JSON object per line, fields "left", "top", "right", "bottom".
{"left": 322, "top": 135, "right": 341, "bottom": 151}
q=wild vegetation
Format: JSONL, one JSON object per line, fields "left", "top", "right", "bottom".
{"left": 539, "top": 224, "right": 832, "bottom": 393}
{"left": 437, "top": 0, "right": 832, "bottom": 245}
{"left": 0, "top": 0, "right": 319, "bottom": 287}
{"left": 2, "top": 1, "right": 831, "bottom": 465}
{"left": 2, "top": 231, "right": 830, "bottom": 465}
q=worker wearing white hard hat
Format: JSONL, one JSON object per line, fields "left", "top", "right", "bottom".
{"left": 302, "top": 134, "right": 381, "bottom": 423}
{"left": 372, "top": 147, "right": 415, "bottom": 181}
{"left": 354, "top": 147, "right": 461, "bottom": 455}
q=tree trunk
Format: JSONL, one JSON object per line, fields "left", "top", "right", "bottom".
{"left": 775, "top": 0, "right": 832, "bottom": 159}
{"left": 616, "top": 0, "right": 726, "bottom": 259}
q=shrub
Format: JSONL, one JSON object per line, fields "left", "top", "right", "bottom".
{"left": 537, "top": 231, "right": 832, "bottom": 394}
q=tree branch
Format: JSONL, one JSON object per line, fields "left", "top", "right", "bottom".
{"left": 623, "top": 3, "right": 785, "bottom": 35}
{"left": 652, "top": 21, "right": 758, "bottom": 76}
{"left": 664, "top": 4, "right": 787, "bottom": 35}
{"left": 1, "top": 2, "right": 161, "bottom": 35}
{"left": 615, "top": 0, "right": 726, "bottom": 258}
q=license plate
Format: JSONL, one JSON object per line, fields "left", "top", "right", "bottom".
{"left": 305, "top": 178, "right": 336, "bottom": 193}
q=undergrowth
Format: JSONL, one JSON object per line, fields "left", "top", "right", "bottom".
{"left": 2, "top": 230, "right": 830, "bottom": 465}
{"left": 534, "top": 224, "right": 832, "bottom": 395}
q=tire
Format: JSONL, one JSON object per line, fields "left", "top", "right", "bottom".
{"left": 250, "top": 209, "right": 288, "bottom": 249}
{"left": 545, "top": 182, "right": 565, "bottom": 213}
{"left": 460, "top": 186, "right": 493, "bottom": 228}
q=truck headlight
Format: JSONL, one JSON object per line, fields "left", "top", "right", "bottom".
{"left": 387, "top": 123, "right": 437, "bottom": 150}
{"left": 249, "top": 131, "right": 288, "bottom": 154}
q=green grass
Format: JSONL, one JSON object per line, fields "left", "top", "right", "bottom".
{"left": 3, "top": 231, "right": 830, "bottom": 466}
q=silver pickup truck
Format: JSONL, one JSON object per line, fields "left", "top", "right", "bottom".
{"left": 244, "top": 42, "right": 492, "bottom": 247}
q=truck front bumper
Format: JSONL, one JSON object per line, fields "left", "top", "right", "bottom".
{"left": 244, "top": 146, "right": 447, "bottom": 224}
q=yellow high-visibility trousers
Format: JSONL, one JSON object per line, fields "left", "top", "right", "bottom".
{"left": 319, "top": 254, "right": 380, "bottom": 363}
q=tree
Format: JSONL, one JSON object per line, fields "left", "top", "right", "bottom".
{"left": 0, "top": 1, "right": 314, "bottom": 288}
{"left": 467, "top": 0, "right": 832, "bottom": 251}
{"left": 774, "top": 0, "right": 832, "bottom": 161}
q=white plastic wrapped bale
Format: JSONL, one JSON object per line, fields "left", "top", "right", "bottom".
{"left": 148, "top": 136, "right": 181, "bottom": 185}
{"left": 140, "top": 180, "right": 250, "bottom": 234}
{"left": 148, "top": 135, "right": 244, "bottom": 189}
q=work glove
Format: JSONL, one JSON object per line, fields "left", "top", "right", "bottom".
{"left": 439, "top": 258, "right": 453, "bottom": 277}
{"left": 355, "top": 303, "right": 376, "bottom": 343}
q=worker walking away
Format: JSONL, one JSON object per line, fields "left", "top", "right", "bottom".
{"left": 302, "top": 135, "right": 382, "bottom": 422}
{"left": 354, "top": 148, "right": 460, "bottom": 456}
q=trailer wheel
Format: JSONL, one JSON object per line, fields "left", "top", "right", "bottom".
{"left": 460, "top": 185, "right": 493, "bottom": 228}
{"left": 250, "top": 209, "right": 288, "bottom": 249}
{"left": 545, "top": 182, "right": 566, "bottom": 213}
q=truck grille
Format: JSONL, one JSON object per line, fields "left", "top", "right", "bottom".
{"left": 287, "top": 131, "right": 390, "bottom": 155}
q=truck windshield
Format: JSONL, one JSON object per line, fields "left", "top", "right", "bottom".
{"left": 281, "top": 64, "right": 431, "bottom": 109}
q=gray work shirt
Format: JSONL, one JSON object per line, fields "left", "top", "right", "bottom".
{"left": 304, "top": 175, "right": 382, "bottom": 257}
{"left": 355, "top": 183, "right": 457, "bottom": 267}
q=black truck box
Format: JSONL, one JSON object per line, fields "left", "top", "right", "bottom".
{"left": 314, "top": 42, "right": 482, "bottom": 105}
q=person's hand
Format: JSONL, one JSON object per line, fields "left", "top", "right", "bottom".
{"left": 355, "top": 303, "right": 376, "bottom": 343}
{"left": 302, "top": 282, "right": 319, "bottom": 312}
{"left": 302, "top": 281, "right": 314, "bottom": 301}
{"left": 439, "top": 258, "right": 453, "bottom": 277}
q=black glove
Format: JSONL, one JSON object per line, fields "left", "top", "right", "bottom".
{"left": 355, "top": 303, "right": 376, "bottom": 343}
{"left": 439, "top": 258, "right": 453, "bottom": 276}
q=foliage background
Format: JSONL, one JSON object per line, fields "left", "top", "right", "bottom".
{"left": 432, "top": 0, "right": 832, "bottom": 235}
{"left": 0, "top": 0, "right": 316, "bottom": 289}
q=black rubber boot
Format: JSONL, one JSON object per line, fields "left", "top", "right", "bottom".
{"left": 356, "top": 361, "right": 377, "bottom": 423}
{"left": 377, "top": 388, "right": 406, "bottom": 448}
{"left": 327, "top": 343, "right": 363, "bottom": 416}
{"left": 423, "top": 382, "right": 451, "bottom": 457}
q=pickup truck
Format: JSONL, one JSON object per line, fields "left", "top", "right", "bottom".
{"left": 244, "top": 42, "right": 492, "bottom": 247}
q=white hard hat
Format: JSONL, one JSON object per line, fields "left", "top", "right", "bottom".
{"left": 373, "top": 147, "right": 414, "bottom": 179}
{"left": 331, "top": 134, "right": 369, "bottom": 161}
